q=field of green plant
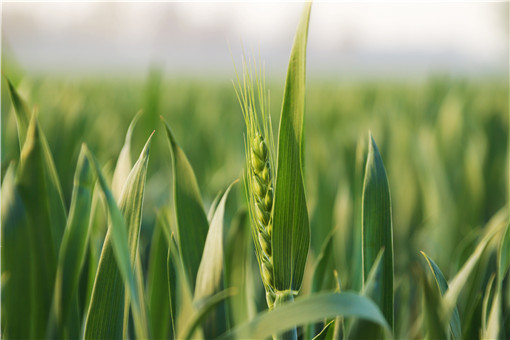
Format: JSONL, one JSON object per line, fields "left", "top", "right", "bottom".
{"left": 1, "top": 4, "right": 509, "bottom": 340}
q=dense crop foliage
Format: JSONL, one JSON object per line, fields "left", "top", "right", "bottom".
{"left": 1, "top": 3, "right": 509, "bottom": 339}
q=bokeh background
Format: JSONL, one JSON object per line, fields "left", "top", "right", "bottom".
{"left": 2, "top": 3, "right": 509, "bottom": 333}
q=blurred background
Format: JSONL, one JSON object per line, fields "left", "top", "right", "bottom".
{"left": 3, "top": 2, "right": 508, "bottom": 77}
{"left": 1, "top": 3, "right": 509, "bottom": 331}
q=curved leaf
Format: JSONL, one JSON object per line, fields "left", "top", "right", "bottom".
{"left": 422, "top": 274, "right": 449, "bottom": 339}
{"left": 218, "top": 292, "right": 390, "bottom": 340}
{"left": 5, "top": 76, "right": 31, "bottom": 149}
{"left": 180, "top": 289, "right": 236, "bottom": 340}
{"left": 420, "top": 251, "right": 462, "bottom": 339}
{"left": 444, "top": 212, "right": 507, "bottom": 321}
{"left": 312, "top": 320, "right": 335, "bottom": 340}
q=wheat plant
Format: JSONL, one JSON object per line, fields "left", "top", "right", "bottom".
{"left": 1, "top": 2, "right": 509, "bottom": 340}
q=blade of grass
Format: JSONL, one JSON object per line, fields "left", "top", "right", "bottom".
{"left": 112, "top": 110, "right": 143, "bottom": 199}
{"left": 420, "top": 251, "right": 462, "bottom": 339}
{"left": 1, "top": 162, "right": 31, "bottom": 339}
{"left": 194, "top": 181, "right": 237, "bottom": 338}
{"left": 162, "top": 117, "right": 209, "bottom": 293}
{"left": 180, "top": 288, "right": 237, "bottom": 340}
{"left": 4, "top": 75, "right": 31, "bottom": 149}
{"left": 49, "top": 144, "right": 95, "bottom": 337}
{"left": 348, "top": 249, "right": 385, "bottom": 339}
{"left": 443, "top": 211, "right": 507, "bottom": 322}
{"left": 146, "top": 209, "right": 171, "bottom": 339}
{"left": 312, "top": 320, "right": 335, "bottom": 340}
{"left": 218, "top": 292, "right": 390, "bottom": 340}
{"left": 421, "top": 273, "right": 449, "bottom": 339}
{"left": 15, "top": 115, "right": 67, "bottom": 337}
{"left": 307, "top": 230, "right": 336, "bottom": 339}
{"left": 84, "top": 134, "right": 153, "bottom": 339}
{"left": 361, "top": 133, "right": 394, "bottom": 332}
{"left": 272, "top": 0, "right": 312, "bottom": 292}
{"left": 225, "top": 208, "right": 255, "bottom": 327}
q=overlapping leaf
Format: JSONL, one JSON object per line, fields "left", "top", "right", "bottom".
{"left": 163, "top": 118, "right": 209, "bottom": 292}
{"left": 49, "top": 145, "right": 95, "bottom": 337}
{"left": 84, "top": 134, "right": 152, "bottom": 339}
{"left": 218, "top": 292, "right": 390, "bottom": 340}
{"left": 194, "top": 181, "right": 237, "bottom": 338}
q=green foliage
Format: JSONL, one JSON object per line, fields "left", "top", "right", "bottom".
{"left": 84, "top": 134, "right": 152, "bottom": 339}
{"left": 1, "top": 2, "right": 509, "bottom": 340}
{"left": 272, "top": 1, "right": 311, "bottom": 293}
{"left": 163, "top": 118, "right": 209, "bottom": 292}
{"left": 218, "top": 292, "right": 390, "bottom": 340}
{"left": 361, "top": 134, "right": 394, "bottom": 334}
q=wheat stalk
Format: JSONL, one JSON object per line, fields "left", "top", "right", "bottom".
{"left": 234, "top": 57, "right": 277, "bottom": 308}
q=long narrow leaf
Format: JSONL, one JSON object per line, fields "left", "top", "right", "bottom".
{"left": 420, "top": 251, "right": 462, "bottom": 339}
{"left": 112, "top": 110, "right": 143, "bottom": 199}
{"left": 218, "top": 292, "right": 390, "bottom": 340}
{"left": 443, "top": 213, "right": 507, "bottom": 320}
{"left": 1, "top": 162, "right": 31, "bottom": 339}
{"left": 147, "top": 210, "right": 171, "bottom": 340}
{"left": 15, "top": 116, "right": 65, "bottom": 337}
{"left": 162, "top": 118, "right": 209, "bottom": 292}
{"left": 361, "top": 133, "right": 394, "bottom": 332}
{"left": 194, "top": 181, "right": 237, "bottom": 338}
{"left": 49, "top": 144, "right": 95, "bottom": 336}
{"left": 272, "top": 1, "right": 312, "bottom": 292}
{"left": 84, "top": 134, "right": 152, "bottom": 339}
{"left": 5, "top": 76, "right": 31, "bottom": 149}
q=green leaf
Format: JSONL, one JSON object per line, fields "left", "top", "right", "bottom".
{"left": 484, "top": 280, "right": 503, "bottom": 339}
{"left": 207, "top": 191, "right": 222, "bottom": 224}
{"left": 112, "top": 110, "right": 143, "bottom": 199}
{"left": 84, "top": 134, "right": 152, "bottom": 339}
{"left": 1, "top": 162, "right": 31, "bottom": 339}
{"left": 312, "top": 320, "right": 336, "bottom": 340}
{"left": 311, "top": 229, "right": 337, "bottom": 293}
{"left": 225, "top": 209, "right": 256, "bottom": 327}
{"left": 272, "top": 1, "right": 312, "bottom": 292}
{"left": 180, "top": 288, "right": 237, "bottom": 340}
{"left": 166, "top": 234, "right": 178, "bottom": 340}
{"left": 4, "top": 76, "right": 31, "bottom": 149}
{"left": 351, "top": 135, "right": 367, "bottom": 293}
{"left": 49, "top": 145, "right": 95, "bottom": 336}
{"left": 443, "top": 213, "right": 506, "bottom": 321}
{"left": 307, "top": 230, "right": 336, "bottom": 339}
{"left": 498, "top": 222, "right": 510, "bottom": 281}
{"left": 168, "top": 231, "right": 197, "bottom": 339}
{"left": 147, "top": 210, "right": 172, "bottom": 340}
{"left": 482, "top": 221, "right": 510, "bottom": 339}
{"left": 218, "top": 292, "right": 390, "bottom": 340}
{"left": 14, "top": 115, "right": 67, "bottom": 337}
{"left": 421, "top": 274, "right": 449, "bottom": 340}
{"left": 420, "top": 251, "right": 462, "bottom": 339}
{"left": 481, "top": 274, "right": 496, "bottom": 335}
{"left": 194, "top": 181, "right": 237, "bottom": 338}
{"left": 361, "top": 133, "right": 394, "bottom": 331}
{"left": 162, "top": 118, "right": 209, "bottom": 292}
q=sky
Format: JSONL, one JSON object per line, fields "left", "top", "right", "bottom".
{"left": 2, "top": 2, "right": 509, "bottom": 79}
